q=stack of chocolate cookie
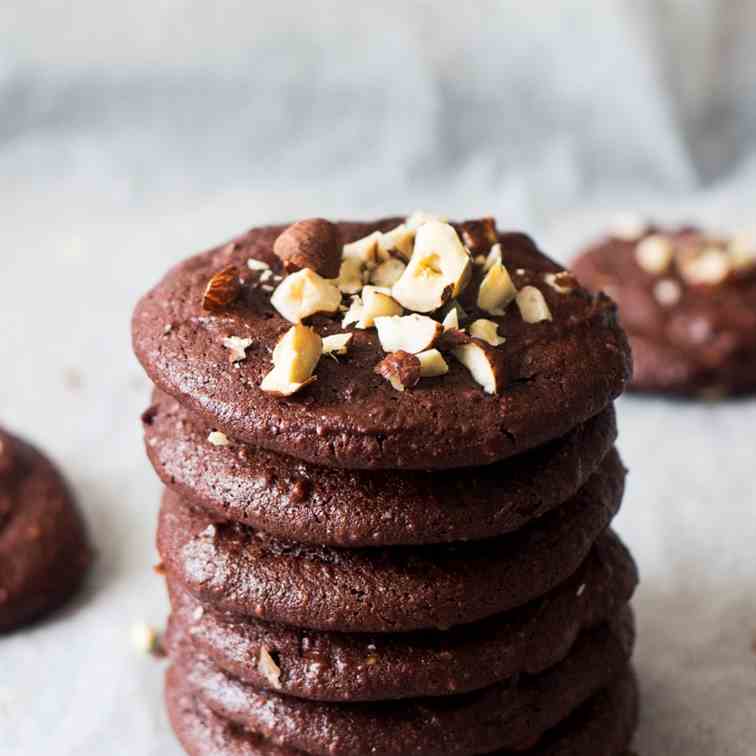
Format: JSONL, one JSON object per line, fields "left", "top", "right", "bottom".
{"left": 132, "top": 214, "right": 637, "bottom": 755}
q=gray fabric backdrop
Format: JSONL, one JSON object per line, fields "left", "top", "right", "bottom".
{"left": 1, "top": 2, "right": 755, "bottom": 753}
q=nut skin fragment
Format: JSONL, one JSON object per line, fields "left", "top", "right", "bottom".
{"left": 477, "top": 262, "right": 517, "bottom": 315}
{"left": 392, "top": 222, "right": 472, "bottom": 313}
{"left": 374, "top": 351, "right": 421, "bottom": 392}
{"left": 273, "top": 218, "right": 342, "bottom": 278}
{"left": 374, "top": 314, "right": 443, "bottom": 354}
{"left": 452, "top": 339, "right": 508, "bottom": 395}
{"left": 202, "top": 265, "right": 241, "bottom": 312}
{"left": 270, "top": 269, "right": 342, "bottom": 324}
{"left": 469, "top": 319, "right": 506, "bottom": 346}
{"left": 516, "top": 286, "right": 553, "bottom": 323}
{"left": 460, "top": 217, "right": 498, "bottom": 254}
{"left": 437, "top": 327, "right": 472, "bottom": 351}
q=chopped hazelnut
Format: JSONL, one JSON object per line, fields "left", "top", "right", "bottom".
{"left": 223, "top": 336, "right": 253, "bottom": 363}
{"left": 416, "top": 348, "right": 449, "bottom": 377}
{"left": 260, "top": 324, "right": 322, "bottom": 396}
{"left": 374, "top": 351, "right": 421, "bottom": 391}
{"left": 679, "top": 246, "right": 731, "bottom": 286}
{"left": 375, "top": 314, "right": 442, "bottom": 354}
{"left": 635, "top": 234, "right": 673, "bottom": 274}
{"left": 270, "top": 269, "right": 342, "bottom": 323}
{"left": 322, "top": 333, "right": 353, "bottom": 356}
{"left": 208, "top": 431, "right": 231, "bottom": 447}
{"left": 392, "top": 222, "right": 472, "bottom": 313}
{"left": 653, "top": 278, "right": 682, "bottom": 307}
{"left": 202, "top": 266, "right": 241, "bottom": 312}
{"left": 258, "top": 646, "right": 282, "bottom": 689}
{"left": 469, "top": 319, "right": 506, "bottom": 346}
{"left": 460, "top": 217, "right": 497, "bottom": 253}
{"left": 452, "top": 340, "right": 507, "bottom": 394}
{"left": 370, "top": 258, "right": 407, "bottom": 288}
{"left": 516, "top": 286, "right": 552, "bottom": 323}
{"left": 273, "top": 219, "right": 342, "bottom": 278}
{"left": 353, "top": 286, "right": 403, "bottom": 328}
{"left": 477, "top": 262, "right": 517, "bottom": 315}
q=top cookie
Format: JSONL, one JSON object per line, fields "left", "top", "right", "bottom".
{"left": 573, "top": 225, "right": 756, "bottom": 396}
{"left": 133, "top": 215, "right": 630, "bottom": 469}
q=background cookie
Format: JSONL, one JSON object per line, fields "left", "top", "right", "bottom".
{"left": 157, "top": 449, "right": 624, "bottom": 632}
{"left": 145, "top": 390, "right": 617, "bottom": 546}
{"left": 0, "top": 428, "right": 91, "bottom": 632}
{"left": 133, "top": 220, "right": 631, "bottom": 469}
{"left": 165, "top": 531, "right": 637, "bottom": 701}
{"left": 172, "top": 609, "right": 633, "bottom": 756}
{"left": 573, "top": 226, "right": 756, "bottom": 396}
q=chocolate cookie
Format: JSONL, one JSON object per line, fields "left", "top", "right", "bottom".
{"left": 132, "top": 219, "right": 630, "bottom": 469}
{"left": 165, "top": 664, "right": 638, "bottom": 756}
{"left": 145, "top": 389, "right": 617, "bottom": 546}
{"left": 0, "top": 428, "right": 91, "bottom": 632}
{"left": 157, "top": 448, "right": 624, "bottom": 633}
{"left": 165, "top": 530, "right": 637, "bottom": 701}
{"left": 573, "top": 226, "right": 756, "bottom": 396}
{"left": 171, "top": 608, "right": 633, "bottom": 756}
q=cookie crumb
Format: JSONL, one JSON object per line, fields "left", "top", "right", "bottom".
{"left": 131, "top": 622, "right": 164, "bottom": 657}
{"left": 223, "top": 336, "right": 253, "bottom": 364}
{"left": 258, "top": 646, "right": 282, "bottom": 688}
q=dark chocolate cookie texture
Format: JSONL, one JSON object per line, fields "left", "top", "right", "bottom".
{"left": 133, "top": 218, "right": 631, "bottom": 469}
{"left": 145, "top": 389, "right": 617, "bottom": 546}
{"left": 0, "top": 428, "right": 91, "bottom": 632}
{"left": 573, "top": 225, "right": 756, "bottom": 396}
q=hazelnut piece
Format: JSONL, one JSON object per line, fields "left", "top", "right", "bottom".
{"left": 417, "top": 348, "right": 449, "bottom": 377}
{"left": 260, "top": 324, "right": 322, "bottom": 396}
{"left": 274, "top": 218, "right": 342, "bottom": 278}
{"left": 270, "top": 269, "right": 342, "bottom": 323}
{"left": 477, "top": 262, "right": 517, "bottom": 315}
{"left": 516, "top": 286, "right": 552, "bottom": 323}
{"left": 322, "top": 333, "right": 353, "bottom": 356}
{"left": 370, "top": 258, "right": 407, "bottom": 288}
{"left": 392, "top": 222, "right": 472, "bottom": 313}
{"left": 374, "top": 314, "right": 443, "bottom": 354}
{"left": 452, "top": 340, "right": 508, "bottom": 394}
{"left": 469, "top": 319, "right": 506, "bottom": 346}
{"left": 460, "top": 217, "right": 497, "bottom": 253}
{"left": 374, "top": 351, "right": 421, "bottom": 392}
{"left": 203, "top": 266, "right": 241, "bottom": 312}
{"left": 635, "top": 234, "right": 673, "bottom": 275}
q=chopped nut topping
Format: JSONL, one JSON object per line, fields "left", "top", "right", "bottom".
{"left": 270, "top": 269, "right": 342, "bottom": 323}
{"left": 343, "top": 231, "right": 384, "bottom": 268}
{"left": 375, "top": 351, "right": 422, "bottom": 391}
{"left": 261, "top": 324, "right": 322, "bottom": 396}
{"left": 380, "top": 224, "right": 415, "bottom": 260}
{"left": 452, "top": 340, "right": 507, "bottom": 394}
{"left": 477, "top": 262, "right": 517, "bottom": 315}
{"left": 469, "top": 319, "right": 506, "bottom": 346}
{"left": 482, "top": 243, "right": 502, "bottom": 272}
{"left": 417, "top": 348, "right": 449, "bottom": 377}
{"left": 375, "top": 314, "right": 442, "bottom": 354}
{"left": 442, "top": 308, "right": 459, "bottom": 331}
{"left": 274, "top": 218, "right": 342, "bottom": 278}
{"left": 392, "top": 222, "right": 472, "bottom": 313}
{"left": 247, "top": 258, "right": 270, "bottom": 272}
{"left": 653, "top": 278, "right": 682, "bottom": 307}
{"left": 258, "top": 646, "right": 282, "bottom": 689}
{"left": 370, "top": 258, "right": 407, "bottom": 288}
{"left": 460, "top": 217, "right": 497, "bottom": 254}
{"left": 223, "top": 336, "right": 253, "bottom": 363}
{"left": 679, "top": 246, "right": 731, "bottom": 286}
{"left": 516, "top": 286, "right": 552, "bottom": 323}
{"left": 405, "top": 210, "right": 448, "bottom": 231}
{"left": 336, "top": 257, "right": 365, "bottom": 295}
{"left": 544, "top": 271, "right": 577, "bottom": 294}
{"left": 353, "top": 286, "right": 403, "bottom": 329}
{"left": 202, "top": 266, "right": 241, "bottom": 312}
{"left": 635, "top": 234, "right": 673, "bottom": 274}
{"left": 322, "top": 333, "right": 353, "bottom": 356}
{"left": 208, "top": 431, "right": 231, "bottom": 447}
